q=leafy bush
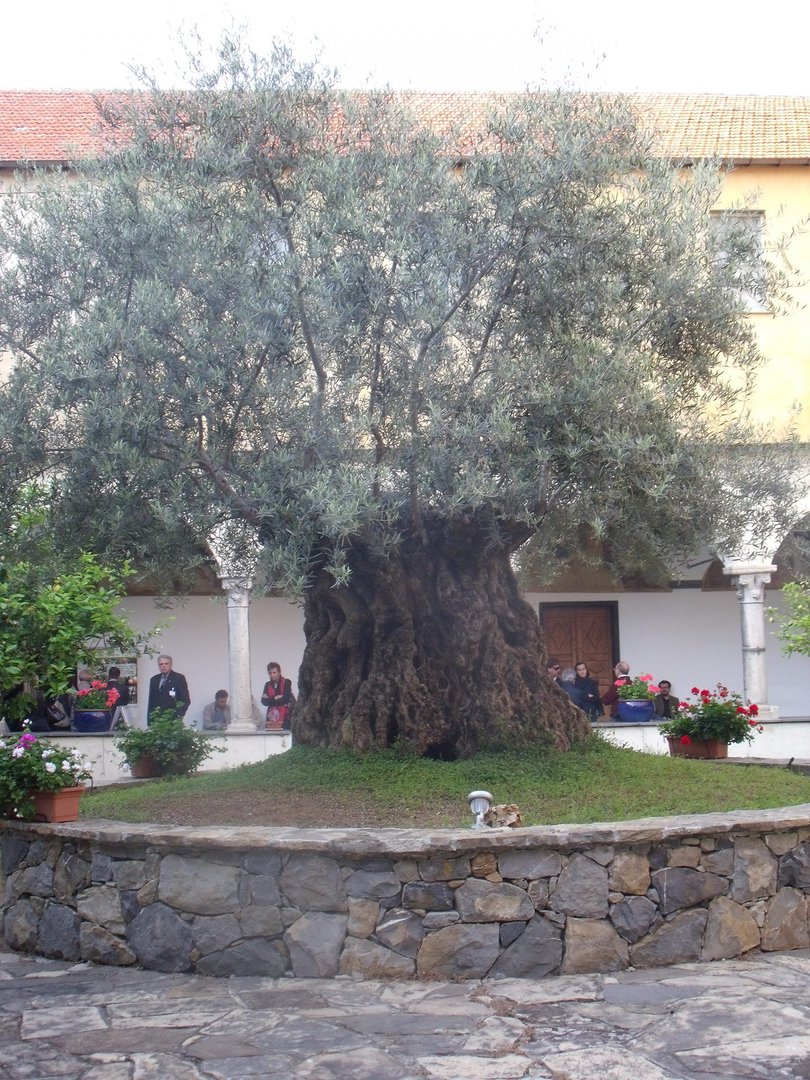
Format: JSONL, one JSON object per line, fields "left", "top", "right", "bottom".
{"left": 0, "top": 544, "right": 152, "bottom": 724}
{"left": 115, "top": 709, "right": 223, "bottom": 777}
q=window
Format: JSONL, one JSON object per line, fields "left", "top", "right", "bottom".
{"left": 710, "top": 210, "right": 769, "bottom": 314}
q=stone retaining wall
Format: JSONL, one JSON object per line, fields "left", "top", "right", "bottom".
{"left": 4, "top": 807, "right": 810, "bottom": 979}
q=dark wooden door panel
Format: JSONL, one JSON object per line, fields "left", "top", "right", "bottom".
{"left": 540, "top": 603, "right": 617, "bottom": 698}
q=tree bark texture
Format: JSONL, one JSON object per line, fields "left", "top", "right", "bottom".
{"left": 295, "top": 521, "right": 589, "bottom": 757}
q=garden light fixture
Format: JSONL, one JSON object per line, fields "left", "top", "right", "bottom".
{"left": 467, "top": 790, "right": 493, "bottom": 829}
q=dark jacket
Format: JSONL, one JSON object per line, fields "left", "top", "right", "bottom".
{"left": 574, "top": 676, "right": 603, "bottom": 720}
{"left": 106, "top": 679, "right": 129, "bottom": 708}
{"left": 602, "top": 676, "right": 631, "bottom": 717}
{"left": 654, "top": 693, "right": 680, "bottom": 718}
{"left": 562, "top": 681, "right": 586, "bottom": 710}
{"left": 261, "top": 677, "right": 293, "bottom": 709}
{"left": 147, "top": 670, "right": 190, "bottom": 721}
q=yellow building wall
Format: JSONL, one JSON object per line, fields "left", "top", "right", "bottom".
{"left": 715, "top": 164, "right": 810, "bottom": 440}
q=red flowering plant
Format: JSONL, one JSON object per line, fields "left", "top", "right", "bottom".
{"left": 658, "top": 684, "right": 763, "bottom": 746}
{"left": 72, "top": 681, "right": 120, "bottom": 711}
{"left": 616, "top": 673, "right": 660, "bottom": 700}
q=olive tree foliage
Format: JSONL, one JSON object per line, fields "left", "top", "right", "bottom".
{"left": 771, "top": 581, "right": 810, "bottom": 657}
{"left": 0, "top": 38, "right": 798, "bottom": 755}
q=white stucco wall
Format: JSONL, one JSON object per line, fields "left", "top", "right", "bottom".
{"left": 597, "top": 717, "right": 810, "bottom": 759}
{"left": 117, "top": 585, "right": 810, "bottom": 730}
{"left": 117, "top": 595, "right": 306, "bottom": 729}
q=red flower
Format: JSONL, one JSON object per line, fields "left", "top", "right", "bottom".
{"left": 748, "top": 718, "right": 758, "bottom": 726}
{"left": 719, "top": 687, "right": 728, "bottom": 698}
{"left": 680, "top": 734, "right": 692, "bottom": 745}
{"left": 749, "top": 703, "right": 759, "bottom": 716}
{"left": 736, "top": 706, "right": 746, "bottom": 714}
{"left": 691, "top": 687, "right": 700, "bottom": 695}
{"left": 700, "top": 689, "right": 711, "bottom": 698}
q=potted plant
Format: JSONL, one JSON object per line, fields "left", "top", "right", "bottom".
{"left": 0, "top": 726, "right": 93, "bottom": 820}
{"left": 615, "top": 674, "right": 659, "bottom": 722}
{"left": 71, "top": 680, "right": 121, "bottom": 732}
{"left": 658, "top": 684, "right": 763, "bottom": 758}
{"left": 115, "top": 708, "right": 223, "bottom": 778}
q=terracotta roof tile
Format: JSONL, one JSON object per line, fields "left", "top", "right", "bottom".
{"left": 2, "top": 89, "right": 809, "bottom": 166}
{"left": 0, "top": 90, "right": 109, "bottom": 164}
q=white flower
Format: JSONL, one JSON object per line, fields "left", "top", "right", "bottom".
{"left": 12, "top": 747, "right": 25, "bottom": 758}
{"left": 61, "top": 760, "right": 73, "bottom": 771}
{"left": 44, "top": 762, "right": 57, "bottom": 773}
{"left": 41, "top": 748, "right": 54, "bottom": 758}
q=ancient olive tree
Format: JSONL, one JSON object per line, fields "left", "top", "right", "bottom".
{"left": 0, "top": 41, "right": 793, "bottom": 755}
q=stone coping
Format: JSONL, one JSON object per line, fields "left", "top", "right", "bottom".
{"left": 6, "top": 802, "right": 810, "bottom": 855}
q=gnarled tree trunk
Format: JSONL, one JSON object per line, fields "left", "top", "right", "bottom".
{"left": 295, "top": 520, "right": 588, "bottom": 757}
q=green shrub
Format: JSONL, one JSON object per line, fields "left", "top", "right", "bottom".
{"left": 115, "top": 709, "right": 223, "bottom": 777}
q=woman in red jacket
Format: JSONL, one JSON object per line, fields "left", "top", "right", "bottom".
{"left": 261, "top": 661, "right": 294, "bottom": 730}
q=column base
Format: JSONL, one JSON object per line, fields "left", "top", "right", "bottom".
{"left": 754, "top": 704, "right": 780, "bottom": 723}
{"left": 227, "top": 718, "right": 259, "bottom": 734}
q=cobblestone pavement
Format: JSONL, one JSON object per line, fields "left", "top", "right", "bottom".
{"left": 3, "top": 946, "right": 810, "bottom": 1079}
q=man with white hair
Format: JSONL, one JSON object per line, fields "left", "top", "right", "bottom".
{"left": 147, "top": 654, "right": 190, "bottom": 724}
{"left": 601, "top": 660, "right": 632, "bottom": 717}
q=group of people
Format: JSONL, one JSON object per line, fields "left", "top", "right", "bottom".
{"left": 547, "top": 658, "right": 678, "bottom": 721}
{"left": 3, "top": 651, "right": 298, "bottom": 735}
{"left": 3, "top": 665, "right": 134, "bottom": 733}
{"left": 194, "top": 660, "right": 295, "bottom": 732}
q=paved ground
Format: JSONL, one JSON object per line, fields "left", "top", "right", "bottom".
{"left": 2, "top": 946, "right": 810, "bottom": 1079}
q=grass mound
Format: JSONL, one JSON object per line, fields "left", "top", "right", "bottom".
{"left": 81, "top": 734, "right": 810, "bottom": 829}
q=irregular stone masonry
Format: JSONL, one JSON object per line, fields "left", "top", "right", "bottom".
{"left": 3, "top": 806, "right": 810, "bottom": 979}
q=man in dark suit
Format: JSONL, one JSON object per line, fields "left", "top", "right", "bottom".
{"left": 147, "top": 654, "right": 190, "bottom": 724}
{"left": 654, "top": 680, "right": 680, "bottom": 719}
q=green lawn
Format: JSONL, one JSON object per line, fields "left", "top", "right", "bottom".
{"left": 81, "top": 733, "right": 810, "bottom": 828}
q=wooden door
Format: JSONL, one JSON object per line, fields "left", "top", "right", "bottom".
{"left": 539, "top": 603, "right": 618, "bottom": 698}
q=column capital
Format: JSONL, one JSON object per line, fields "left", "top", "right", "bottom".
{"left": 722, "top": 561, "right": 776, "bottom": 602}
{"left": 220, "top": 575, "right": 254, "bottom": 605}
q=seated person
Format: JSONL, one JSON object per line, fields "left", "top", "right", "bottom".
{"left": 574, "top": 661, "right": 603, "bottom": 721}
{"left": 654, "top": 680, "right": 680, "bottom": 719}
{"left": 105, "top": 666, "right": 129, "bottom": 708}
{"left": 561, "top": 668, "right": 586, "bottom": 710}
{"left": 547, "top": 658, "right": 563, "bottom": 686}
{"left": 602, "top": 661, "right": 631, "bottom": 717}
{"left": 202, "top": 690, "right": 230, "bottom": 731}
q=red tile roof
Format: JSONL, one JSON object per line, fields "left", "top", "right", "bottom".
{"left": 0, "top": 91, "right": 109, "bottom": 165}
{"left": 2, "top": 90, "right": 809, "bottom": 167}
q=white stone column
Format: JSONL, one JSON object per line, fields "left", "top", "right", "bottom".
{"left": 221, "top": 575, "right": 258, "bottom": 733}
{"left": 722, "top": 559, "right": 779, "bottom": 720}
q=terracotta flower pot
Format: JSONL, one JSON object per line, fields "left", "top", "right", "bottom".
{"left": 666, "top": 736, "right": 728, "bottom": 759}
{"left": 129, "top": 754, "right": 162, "bottom": 778}
{"left": 31, "top": 785, "right": 84, "bottom": 822}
